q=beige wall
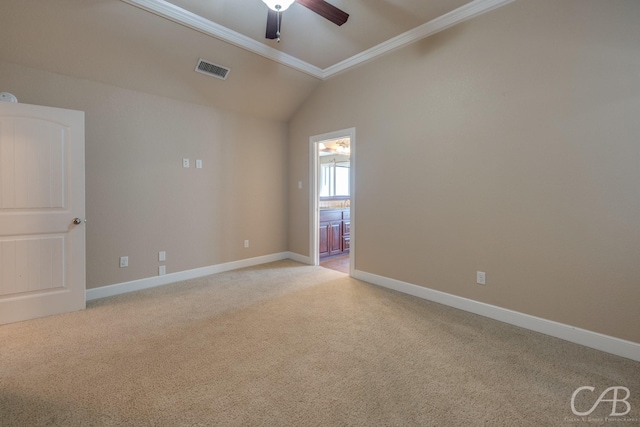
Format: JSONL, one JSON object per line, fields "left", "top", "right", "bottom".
{"left": 0, "top": 60, "right": 289, "bottom": 289}
{"left": 1, "top": 0, "right": 638, "bottom": 344}
{"left": 289, "top": 0, "right": 640, "bottom": 343}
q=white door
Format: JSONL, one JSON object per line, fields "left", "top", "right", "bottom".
{"left": 0, "top": 102, "right": 85, "bottom": 324}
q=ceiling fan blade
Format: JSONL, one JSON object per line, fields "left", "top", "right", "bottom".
{"left": 265, "top": 9, "right": 281, "bottom": 39}
{"left": 295, "top": 0, "right": 349, "bottom": 26}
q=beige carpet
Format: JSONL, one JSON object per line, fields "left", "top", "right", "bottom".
{"left": 1, "top": 260, "right": 638, "bottom": 426}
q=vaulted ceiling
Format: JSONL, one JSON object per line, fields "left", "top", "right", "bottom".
{"left": 0, "top": 0, "right": 512, "bottom": 121}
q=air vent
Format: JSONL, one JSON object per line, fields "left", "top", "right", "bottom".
{"left": 195, "top": 58, "right": 230, "bottom": 80}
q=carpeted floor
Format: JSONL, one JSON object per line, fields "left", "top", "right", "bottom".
{"left": 1, "top": 260, "right": 638, "bottom": 426}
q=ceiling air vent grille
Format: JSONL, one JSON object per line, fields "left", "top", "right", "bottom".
{"left": 195, "top": 58, "right": 230, "bottom": 80}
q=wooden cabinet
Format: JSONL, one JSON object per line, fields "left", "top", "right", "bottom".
{"left": 320, "top": 209, "right": 350, "bottom": 258}
{"left": 342, "top": 220, "right": 350, "bottom": 251}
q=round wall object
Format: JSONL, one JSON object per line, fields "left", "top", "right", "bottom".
{"left": 0, "top": 92, "right": 18, "bottom": 103}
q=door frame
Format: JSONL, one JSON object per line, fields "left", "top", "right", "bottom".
{"left": 309, "top": 127, "right": 355, "bottom": 275}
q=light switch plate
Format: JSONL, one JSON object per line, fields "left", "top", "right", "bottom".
{"left": 159, "top": 251, "right": 166, "bottom": 262}
{"left": 477, "top": 271, "right": 486, "bottom": 285}
{"left": 196, "top": 159, "right": 202, "bottom": 169}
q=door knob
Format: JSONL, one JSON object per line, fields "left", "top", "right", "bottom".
{"left": 73, "top": 218, "right": 82, "bottom": 225}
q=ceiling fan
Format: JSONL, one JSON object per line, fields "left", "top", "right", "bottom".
{"left": 261, "top": 0, "right": 349, "bottom": 42}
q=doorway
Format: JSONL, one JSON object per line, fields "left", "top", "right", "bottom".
{"left": 310, "top": 128, "right": 355, "bottom": 276}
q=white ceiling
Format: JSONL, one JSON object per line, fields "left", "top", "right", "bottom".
{"left": 0, "top": 0, "right": 513, "bottom": 121}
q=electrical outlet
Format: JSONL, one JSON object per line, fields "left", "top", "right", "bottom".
{"left": 244, "top": 240, "right": 249, "bottom": 248}
{"left": 182, "top": 158, "right": 190, "bottom": 168}
{"left": 159, "top": 265, "right": 166, "bottom": 276}
{"left": 159, "top": 251, "right": 166, "bottom": 262}
{"left": 120, "top": 256, "right": 128, "bottom": 268}
{"left": 477, "top": 271, "right": 486, "bottom": 285}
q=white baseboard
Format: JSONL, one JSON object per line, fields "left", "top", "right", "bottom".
{"left": 286, "top": 252, "right": 313, "bottom": 265}
{"left": 86, "top": 256, "right": 638, "bottom": 362}
{"left": 86, "top": 252, "right": 293, "bottom": 301}
{"left": 353, "top": 269, "right": 640, "bottom": 362}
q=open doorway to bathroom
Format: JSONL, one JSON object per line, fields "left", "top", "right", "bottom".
{"left": 310, "top": 128, "right": 355, "bottom": 276}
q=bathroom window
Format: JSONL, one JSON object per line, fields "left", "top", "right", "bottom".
{"left": 320, "top": 162, "right": 349, "bottom": 197}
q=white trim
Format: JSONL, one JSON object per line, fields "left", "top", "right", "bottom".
{"left": 86, "top": 252, "right": 292, "bottom": 301}
{"left": 348, "top": 130, "right": 355, "bottom": 276}
{"left": 120, "top": 0, "right": 324, "bottom": 78}
{"left": 309, "top": 128, "right": 356, "bottom": 271}
{"left": 310, "top": 139, "right": 320, "bottom": 266}
{"left": 85, "top": 253, "right": 638, "bottom": 361}
{"left": 287, "top": 252, "right": 313, "bottom": 265}
{"left": 323, "top": 0, "right": 517, "bottom": 78}
{"left": 120, "top": 0, "right": 516, "bottom": 80}
{"left": 353, "top": 269, "right": 640, "bottom": 362}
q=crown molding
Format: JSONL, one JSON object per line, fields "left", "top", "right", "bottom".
{"left": 121, "top": 0, "right": 516, "bottom": 80}
{"left": 322, "top": 0, "right": 517, "bottom": 78}
{"left": 121, "top": 0, "right": 325, "bottom": 78}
